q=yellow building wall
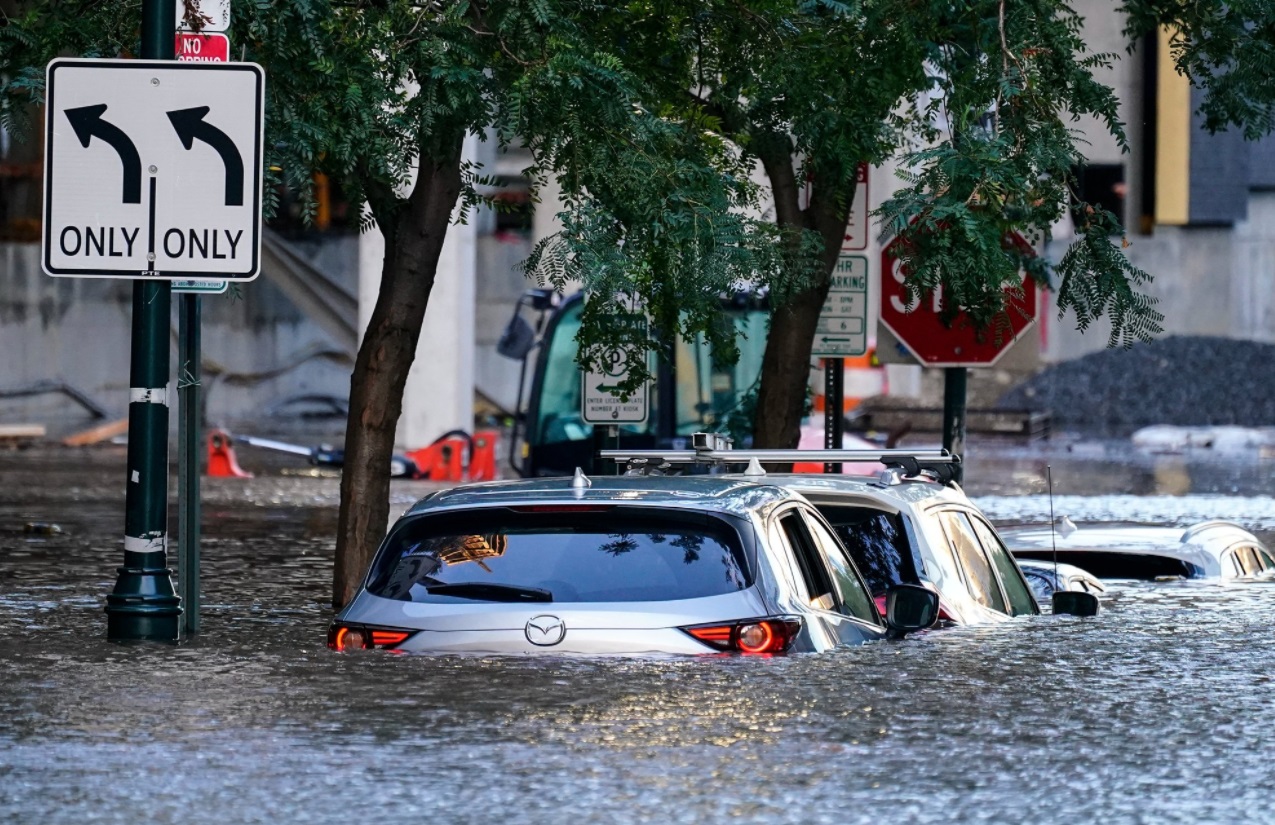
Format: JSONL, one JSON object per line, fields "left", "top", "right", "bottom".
{"left": 1155, "top": 27, "right": 1191, "bottom": 225}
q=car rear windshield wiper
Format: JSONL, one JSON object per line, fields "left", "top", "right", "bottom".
{"left": 424, "top": 582, "right": 553, "bottom": 603}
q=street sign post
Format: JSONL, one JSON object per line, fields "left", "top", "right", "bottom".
{"left": 97, "top": 0, "right": 183, "bottom": 642}
{"left": 878, "top": 229, "right": 1038, "bottom": 478}
{"left": 814, "top": 254, "right": 868, "bottom": 471}
{"left": 170, "top": 24, "right": 230, "bottom": 629}
{"left": 813, "top": 254, "right": 869, "bottom": 358}
{"left": 841, "top": 163, "right": 869, "bottom": 252}
{"left": 878, "top": 232, "right": 1037, "bottom": 367}
{"left": 42, "top": 58, "right": 264, "bottom": 281}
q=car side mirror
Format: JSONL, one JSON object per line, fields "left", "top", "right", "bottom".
{"left": 1052, "top": 590, "right": 1100, "bottom": 617}
{"left": 496, "top": 314, "right": 536, "bottom": 360}
{"left": 885, "top": 584, "right": 940, "bottom": 636}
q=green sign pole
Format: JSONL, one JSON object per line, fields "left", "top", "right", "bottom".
{"left": 823, "top": 358, "right": 844, "bottom": 474}
{"left": 177, "top": 293, "right": 202, "bottom": 636}
{"left": 941, "top": 367, "right": 967, "bottom": 485}
{"left": 105, "top": 0, "right": 181, "bottom": 641}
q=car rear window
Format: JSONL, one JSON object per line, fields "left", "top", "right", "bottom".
{"left": 816, "top": 505, "right": 917, "bottom": 595}
{"left": 366, "top": 508, "right": 753, "bottom": 604}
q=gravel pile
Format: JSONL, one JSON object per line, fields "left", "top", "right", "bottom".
{"left": 997, "top": 335, "right": 1275, "bottom": 434}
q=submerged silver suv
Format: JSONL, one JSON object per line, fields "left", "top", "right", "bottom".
{"left": 602, "top": 437, "right": 1064, "bottom": 625}
{"left": 329, "top": 473, "right": 937, "bottom": 655}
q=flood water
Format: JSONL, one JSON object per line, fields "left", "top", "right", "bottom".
{"left": 2, "top": 446, "right": 1274, "bottom": 823}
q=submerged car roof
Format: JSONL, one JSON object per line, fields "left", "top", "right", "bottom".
{"left": 999, "top": 522, "right": 1261, "bottom": 555}
{"left": 406, "top": 474, "right": 802, "bottom": 517}
{"left": 1000, "top": 524, "right": 1184, "bottom": 554}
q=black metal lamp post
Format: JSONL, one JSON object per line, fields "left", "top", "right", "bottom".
{"left": 105, "top": 0, "right": 181, "bottom": 641}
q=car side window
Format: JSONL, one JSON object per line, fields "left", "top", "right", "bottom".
{"left": 1226, "top": 550, "right": 1244, "bottom": 577}
{"left": 816, "top": 504, "right": 917, "bottom": 595}
{"left": 803, "top": 512, "right": 880, "bottom": 624}
{"left": 918, "top": 513, "right": 965, "bottom": 598}
{"left": 970, "top": 516, "right": 1037, "bottom": 616}
{"left": 939, "top": 512, "right": 1007, "bottom": 613}
{"left": 778, "top": 511, "right": 836, "bottom": 611}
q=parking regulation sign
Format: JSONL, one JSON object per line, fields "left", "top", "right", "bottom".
{"left": 813, "top": 254, "right": 869, "bottom": 357}
{"left": 582, "top": 317, "right": 649, "bottom": 425}
{"left": 42, "top": 58, "right": 264, "bottom": 280}
{"left": 583, "top": 353, "right": 649, "bottom": 424}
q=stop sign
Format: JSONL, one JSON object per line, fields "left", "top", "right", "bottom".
{"left": 879, "top": 232, "right": 1037, "bottom": 367}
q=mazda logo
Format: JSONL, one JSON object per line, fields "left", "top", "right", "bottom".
{"left": 525, "top": 615, "right": 566, "bottom": 646}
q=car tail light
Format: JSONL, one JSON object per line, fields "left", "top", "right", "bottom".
{"left": 681, "top": 617, "right": 801, "bottom": 654}
{"left": 328, "top": 623, "right": 416, "bottom": 652}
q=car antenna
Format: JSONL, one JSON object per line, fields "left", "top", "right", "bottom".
{"left": 1048, "top": 464, "right": 1058, "bottom": 583}
{"left": 1046, "top": 467, "right": 1098, "bottom": 617}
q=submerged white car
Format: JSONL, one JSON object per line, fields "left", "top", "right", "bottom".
{"left": 1002, "top": 520, "right": 1275, "bottom": 581}
{"left": 329, "top": 472, "right": 938, "bottom": 655}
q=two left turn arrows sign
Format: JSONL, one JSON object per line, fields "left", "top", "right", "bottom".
{"left": 42, "top": 58, "right": 264, "bottom": 280}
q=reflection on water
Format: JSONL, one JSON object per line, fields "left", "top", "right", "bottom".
{"left": 2, "top": 450, "right": 1275, "bottom": 822}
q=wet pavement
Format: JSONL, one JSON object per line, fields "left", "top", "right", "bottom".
{"left": 2, "top": 445, "right": 1274, "bottom": 824}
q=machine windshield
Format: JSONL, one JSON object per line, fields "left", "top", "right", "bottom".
{"left": 532, "top": 298, "right": 768, "bottom": 446}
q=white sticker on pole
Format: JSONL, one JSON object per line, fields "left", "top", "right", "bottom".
{"left": 176, "top": 0, "right": 231, "bottom": 33}
{"left": 172, "top": 279, "right": 228, "bottom": 294}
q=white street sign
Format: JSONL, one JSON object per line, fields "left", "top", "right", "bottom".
{"left": 173, "top": 279, "right": 228, "bottom": 294}
{"left": 176, "top": 0, "right": 231, "bottom": 33}
{"left": 814, "top": 254, "right": 869, "bottom": 357}
{"left": 582, "top": 318, "right": 649, "bottom": 424}
{"left": 842, "top": 163, "right": 869, "bottom": 251}
{"left": 42, "top": 58, "right": 263, "bottom": 280}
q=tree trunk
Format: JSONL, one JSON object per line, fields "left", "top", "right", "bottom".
{"left": 332, "top": 136, "right": 465, "bottom": 609}
{"left": 752, "top": 152, "right": 855, "bottom": 450}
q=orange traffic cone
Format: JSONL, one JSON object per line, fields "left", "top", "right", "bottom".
{"left": 467, "top": 429, "right": 499, "bottom": 481}
{"left": 207, "top": 429, "right": 253, "bottom": 478}
{"left": 404, "top": 436, "right": 467, "bottom": 482}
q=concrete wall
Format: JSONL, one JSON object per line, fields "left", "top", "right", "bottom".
{"left": 0, "top": 238, "right": 357, "bottom": 436}
{"left": 474, "top": 231, "right": 533, "bottom": 415}
{"left": 1028, "top": 2, "right": 1275, "bottom": 364}
{"left": 1043, "top": 192, "right": 1275, "bottom": 360}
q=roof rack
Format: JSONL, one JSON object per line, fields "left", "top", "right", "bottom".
{"left": 599, "top": 432, "right": 961, "bottom": 485}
